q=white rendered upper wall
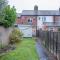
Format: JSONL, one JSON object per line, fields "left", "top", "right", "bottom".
{"left": 37, "top": 16, "right": 53, "bottom": 29}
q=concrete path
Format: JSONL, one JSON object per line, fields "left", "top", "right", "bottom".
{"left": 36, "top": 39, "right": 48, "bottom": 60}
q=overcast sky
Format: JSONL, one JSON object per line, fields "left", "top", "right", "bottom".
{"left": 8, "top": 0, "right": 60, "bottom": 13}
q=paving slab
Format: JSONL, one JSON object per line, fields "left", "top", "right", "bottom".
{"left": 36, "top": 38, "right": 57, "bottom": 60}
{"left": 36, "top": 39, "right": 48, "bottom": 60}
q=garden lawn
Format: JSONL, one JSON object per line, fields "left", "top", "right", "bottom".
{"left": 0, "top": 38, "right": 39, "bottom": 60}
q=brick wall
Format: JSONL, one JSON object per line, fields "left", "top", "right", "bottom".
{"left": 54, "top": 16, "right": 60, "bottom": 22}
{"left": 16, "top": 16, "right": 37, "bottom": 25}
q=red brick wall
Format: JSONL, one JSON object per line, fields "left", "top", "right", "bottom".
{"left": 16, "top": 16, "right": 36, "bottom": 25}
{"left": 53, "top": 16, "right": 60, "bottom": 22}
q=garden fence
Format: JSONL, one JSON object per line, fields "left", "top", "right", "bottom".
{"left": 37, "top": 30, "right": 60, "bottom": 60}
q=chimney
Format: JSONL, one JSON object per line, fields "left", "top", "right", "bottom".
{"left": 34, "top": 5, "right": 38, "bottom": 15}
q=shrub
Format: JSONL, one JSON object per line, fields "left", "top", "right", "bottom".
{"left": 0, "top": 5, "right": 16, "bottom": 28}
{"left": 9, "top": 28, "right": 23, "bottom": 44}
{"left": 0, "top": 42, "right": 5, "bottom": 49}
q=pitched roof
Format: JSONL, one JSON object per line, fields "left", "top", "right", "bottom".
{"left": 21, "top": 10, "right": 60, "bottom": 16}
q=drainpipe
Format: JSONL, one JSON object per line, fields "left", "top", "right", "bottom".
{"left": 34, "top": 5, "right": 38, "bottom": 37}
{"left": 53, "top": 16, "right": 55, "bottom": 23}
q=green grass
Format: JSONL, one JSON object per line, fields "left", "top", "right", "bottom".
{"left": 0, "top": 38, "right": 39, "bottom": 60}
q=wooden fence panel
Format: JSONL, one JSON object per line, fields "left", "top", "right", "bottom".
{"left": 37, "top": 30, "right": 60, "bottom": 60}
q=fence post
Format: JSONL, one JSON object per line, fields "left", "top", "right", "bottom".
{"left": 49, "top": 31, "right": 50, "bottom": 51}
{"left": 55, "top": 32, "right": 58, "bottom": 60}
{"left": 44, "top": 31, "right": 46, "bottom": 47}
{"left": 57, "top": 32, "right": 60, "bottom": 60}
{"left": 45, "top": 31, "right": 48, "bottom": 49}
{"left": 50, "top": 31, "right": 51, "bottom": 53}
{"left": 53, "top": 32, "right": 54, "bottom": 54}
{"left": 47, "top": 31, "right": 49, "bottom": 50}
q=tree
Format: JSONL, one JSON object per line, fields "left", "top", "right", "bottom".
{"left": 0, "top": 0, "right": 7, "bottom": 25}
{"left": 0, "top": 0, "right": 7, "bottom": 10}
{"left": 2, "top": 5, "right": 16, "bottom": 28}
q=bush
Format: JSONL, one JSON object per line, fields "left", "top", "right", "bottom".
{"left": 9, "top": 28, "right": 23, "bottom": 44}
{"left": 0, "top": 43, "right": 5, "bottom": 49}
{"left": 0, "top": 5, "right": 16, "bottom": 28}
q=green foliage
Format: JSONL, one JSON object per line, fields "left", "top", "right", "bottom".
{"left": 0, "top": 38, "right": 38, "bottom": 60}
{"left": 9, "top": 28, "right": 23, "bottom": 44}
{"left": 0, "top": 0, "right": 7, "bottom": 11}
{"left": 2, "top": 5, "right": 17, "bottom": 28}
{"left": 0, "top": 41, "right": 5, "bottom": 49}
{"left": 0, "top": 0, "right": 7, "bottom": 25}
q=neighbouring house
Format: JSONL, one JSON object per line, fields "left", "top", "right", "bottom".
{"left": 16, "top": 5, "right": 60, "bottom": 37}
{"left": 36, "top": 7, "right": 60, "bottom": 31}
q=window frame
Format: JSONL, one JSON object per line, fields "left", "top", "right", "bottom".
{"left": 28, "top": 18, "right": 32, "bottom": 22}
{"left": 42, "top": 16, "right": 46, "bottom": 22}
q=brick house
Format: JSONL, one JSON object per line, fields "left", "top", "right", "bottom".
{"left": 16, "top": 14, "right": 37, "bottom": 26}
{"left": 16, "top": 5, "right": 60, "bottom": 32}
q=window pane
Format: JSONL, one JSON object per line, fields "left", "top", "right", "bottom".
{"left": 39, "top": 17, "right": 40, "bottom": 20}
{"left": 28, "top": 19, "right": 30, "bottom": 22}
{"left": 42, "top": 16, "right": 46, "bottom": 22}
{"left": 44, "top": 17, "right": 46, "bottom": 21}
{"left": 28, "top": 18, "right": 32, "bottom": 22}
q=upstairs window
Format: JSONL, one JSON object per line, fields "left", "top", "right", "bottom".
{"left": 28, "top": 18, "right": 32, "bottom": 22}
{"left": 28, "top": 19, "right": 30, "bottom": 22}
{"left": 39, "top": 17, "right": 40, "bottom": 20}
{"left": 42, "top": 16, "right": 46, "bottom": 22}
{"left": 28, "top": 18, "right": 32, "bottom": 24}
